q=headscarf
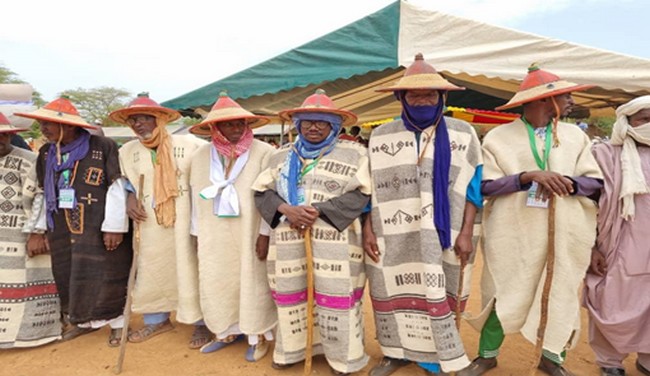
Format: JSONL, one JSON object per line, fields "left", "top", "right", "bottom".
{"left": 397, "top": 90, "right": 452, "bottom": 250}
{"left": 610, "top": 95, "right": 650, "bottom": 220}
{"left": 278, "top": 112, "right": 341, "bottom": 205}
{"left": 44, "top": 129, "right": 91, "bottom": 229}
{"left": 210, "top": 123, "right": 254, "bottom": 159}
{"left": 140, "top": 121, "right": 178, "bottom": 227}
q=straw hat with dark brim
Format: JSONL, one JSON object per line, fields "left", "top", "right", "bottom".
{"left": 189, "top": 91, "right": 270, "bottom": 136}
{"left": 279, "top": 89, "right": 358, "bottom": 127}
{"left": 109, "top": 92, "right": 181, "bottom": 125}
{"left": 495, "top": 65, "right": 594, "bottom": 110}
{"left": 15, "top": 97, "right": 96, "bottom": 130}
{"left": 0, "top": 112, "right": 27, "bottom": 133}
{"left": 377, "top": 53, "right": 465, "bottom": 93}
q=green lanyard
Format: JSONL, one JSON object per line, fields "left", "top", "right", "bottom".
{"left": 61, "top": 154, "right": 71, "bottom": 186}
{"left": 523, "top": 118, "right": 552, "bottom": 171}
{"left": 300, "top": 159, "right": 319, "bottom": 179}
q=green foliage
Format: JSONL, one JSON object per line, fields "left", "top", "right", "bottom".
{"left": 181, "top": 116, "right": 201, "bottom": 126}
{"left": 60, "top": 87, "right": 132, "bottom": 126}
{"left": 589, "top": 116, "right": 616, "bottom": 138}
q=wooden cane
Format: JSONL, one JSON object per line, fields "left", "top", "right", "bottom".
{"left": 303, "top": 227, "right": 315, "bottom": 376}
{"left": 114, "top": 174, "right": 144, "bottom": 375}
{"left": 455, "top": 257, "right": 467, "bottom": 330}
{"left": 529, "top": 195, "right": 556, "bottom": 375}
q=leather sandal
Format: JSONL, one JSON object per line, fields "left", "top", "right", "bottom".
{"left": 369, "top": 357, "right": 411, "bottom": 376}
{"left": 128, "top": 319, "right": 174, "bottom": 343}
{"left": 200, "top": 334, "right": 243, "bottom": 354}
{"left": 61, "top": 325, "right": 99, "bottom": 342}
{"left": 457, "top": 357, "right": 498, "bottom": 376}
{"left": 271, "top": 361, "right": 297, "bottom": 370}
{"left": 537, "top": 357, "right": 575, "bottom": 376}
{"left": 600, "top": 367, "right": 625, "bottom": 376}
{"left": 188, "top": 325, "right": 213, "bottom": 349}
{"left": 107, "top": 328, "right": 126, "bottom": 348}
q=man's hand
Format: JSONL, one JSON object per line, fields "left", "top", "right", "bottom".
{"left": 126, "top": 192, "right": 147, "bottom": 223}
{"left": 362, "top": 216, "right": 380, "bottom": 263}
{"left": 521, "top": 171, "right": 574, "bottom": 200}
{"left": 26, "top": 233, "right": 50, "bottom": 257}
{"left": 453, "top": 232, "right": 473, "bottom": 264}
{"left": 255, "top": 235, "right": 270, "bottom": 261}
{"left": 279, "top": 203, "right": 319, "bottom": 231}
{"left": 103, "top": 232, "right": 124, "bottom": 251}
{"left": 588, "top": 248, "right": 607, "bottom": 276}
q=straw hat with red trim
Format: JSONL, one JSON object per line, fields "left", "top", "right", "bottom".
{"left": 496, "top": 64, "right": 594, "bottom": 110}
{"left": 109, "top": 92, "right": 180, "bottom": 125}
{"left": 189, "top": 91, "right": 270, "bottom": 136}
{"left": 377, "top": 53, "right": 464, "bottom": 93}
{"left": 15, "top": 96, "right": 96, "bottom": 130}
{"left": 279, "top": 89, "right": 357, "bottom": 127}
{"left": 0, "top": 112, "right": 27, "bottom": 133}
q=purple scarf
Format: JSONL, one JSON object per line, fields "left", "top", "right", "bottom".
{"left": 44, "top": 130, "right": 91, "bottom": 229}
{"left": 398, "top": 91, "right": 452, "bottom": 249}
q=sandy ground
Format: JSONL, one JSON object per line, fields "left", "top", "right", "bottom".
{"left": 1, "top": 252, "right": 644, "bottom": 376}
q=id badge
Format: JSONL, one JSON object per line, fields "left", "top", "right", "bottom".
{"left": 526, "top": 182, "right": 549, "bottom": 208}
{"left": 58, "top": 188, "right": 76, "bottom": 209}
{"left": 297, "top": 185, "right": 306, "bottom": 205}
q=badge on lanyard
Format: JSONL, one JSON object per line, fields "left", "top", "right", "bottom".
{"left": 58, "top": 188, "right": 76, "bottom": 209}
{"left": 526, "top": 182, "right": 549, "bottom": 208}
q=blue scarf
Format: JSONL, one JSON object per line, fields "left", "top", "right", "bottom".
{"left": 398, "top": 91, "right": 452, "bottom": 249}
{"left": 278, "top": 112, "right": 341, "bottom": 205}
{"left": 44, "top": 130, "right": 91, "bottom": 229}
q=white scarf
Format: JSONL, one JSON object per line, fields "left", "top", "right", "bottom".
{"left": 610, "top": 96, "right": 650, "bottom": 220}
{"left": 199, "top": 146, "right": 249, "bottom": 217}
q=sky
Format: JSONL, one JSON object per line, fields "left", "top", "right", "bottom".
{"left": 1, "top": 0, "right": 648, "bottom": 103}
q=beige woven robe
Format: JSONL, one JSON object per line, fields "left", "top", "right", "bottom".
{"left": 119, "top": 134, "right": 205, "bottom": 323}
{"left": 190, "top": 139, "right": 277, "bottom": 336}
{"left": 477, "top": 119, "right": 602, "bottom": 353}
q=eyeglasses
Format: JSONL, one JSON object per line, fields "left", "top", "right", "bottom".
{"left": 126, "top": 115, "right": 156, "bottom": 126}
{"left": 301, "top": 120, "right": 331, "bottom": 130}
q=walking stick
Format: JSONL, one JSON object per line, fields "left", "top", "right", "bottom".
{"left": 529, "top": 195, "right": 556, "bottom": 376}
{"left": 455, "top": 257, "right": 467, "bottom": 330}
{"left": 303, "top": 227, "right": 315, "bottom": 376}
{"left": 114, "top": 174, "right": 144, "bottom": 375}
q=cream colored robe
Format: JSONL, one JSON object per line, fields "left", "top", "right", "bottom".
{"left": 478, "top": 119, "right": 602, "bottom": 353}
{"left": 189, "top": 139, "right": 277, "bottom": 336}
{"left": 119, "top": 134, "right": 205, "bottom": 323}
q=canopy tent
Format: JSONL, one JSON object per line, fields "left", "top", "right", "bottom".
{"left": 162, "top": 1, "right": 650, "bottom": 125}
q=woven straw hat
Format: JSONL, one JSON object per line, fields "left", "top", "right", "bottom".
{"left": 189, "top": 91, "right": 270, "bottom": 136}
{"left": 109, "top": 92, "right": 180, "bottom": 125}
{"left": 0, "top": 112, "right": 27, "bottom": 133}
{"left": 496, "top": 64, "right": 594, "bottom": 110}
{"left": 15, "top": 97, "right": 96, "bottom": 130}
{"left": 377, "top": 53, "right": 464, "bottom": 92}
{"left": 279, "top": 89, "right": 357, "bottom": 127}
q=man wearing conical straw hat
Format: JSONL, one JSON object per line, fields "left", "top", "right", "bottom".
{"left": 0, "top": 112, "right": 61, "bottom": 348}
{"left": 467, "top": 65, "right": 603, "bottom": 376}
{"left": 15, "top": 97, "right": 132, "bottom": 345}
{"left": 252, "top": 89, "right": 371, "bottom": 374}
{"left": 109, "top": 93, "right": 206, "bottom": 348}
{"left": 584, "top": 96, "right": 650, "bottom": 376}
{"left": 188, "top": 91, "right": 277, "bottom": 361}
{"left": 364, "top": 54, "right": 482, "bottom": 376}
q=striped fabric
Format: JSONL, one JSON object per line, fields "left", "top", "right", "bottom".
{"left": 366, "top": 118, "right": 481, "bottom": 372}
{"left": 253, "top": 140, "right": 371, "bottom": 373}
{"left": 0, "top": 148, "right": 61, "bottom": 348}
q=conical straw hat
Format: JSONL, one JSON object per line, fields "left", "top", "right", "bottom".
{"left": 189, "top": 91, "right": 270, "bottom": 136}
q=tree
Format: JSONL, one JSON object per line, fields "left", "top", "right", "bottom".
{"left": 60, "top": 87, "right": 132, "bottom": 127}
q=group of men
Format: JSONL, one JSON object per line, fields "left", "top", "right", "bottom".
{"left": 0, "top": 54, "right": 647, "bottom": 376}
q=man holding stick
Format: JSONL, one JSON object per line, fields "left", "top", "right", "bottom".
{"left": 253, "top": 89, "right": 371, "bottom": 375}
{"left": 467, "top": 65, "right": 603, "bottom": 376}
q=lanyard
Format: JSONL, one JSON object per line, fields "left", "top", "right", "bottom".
{"left": 293, "top": 146, "right": 327, "bottom": 181}
{"left": 523, "top": 118, "right": 552, "bottom": 171}
{"left": 60, "top": 154, "right": 79, "bottom": 187}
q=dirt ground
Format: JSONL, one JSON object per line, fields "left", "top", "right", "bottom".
{"left": 1, "top": 252, "right": 644, "bottom": 376}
